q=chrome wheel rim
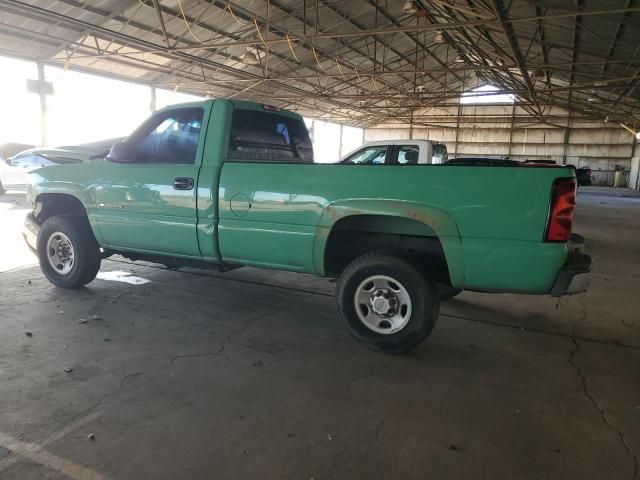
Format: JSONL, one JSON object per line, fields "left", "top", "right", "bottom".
{"left": 354, "top": 275, "right": 412, "bottom": 335}
{"left": 46, "top": 232, "right": 75, "bottom": 275}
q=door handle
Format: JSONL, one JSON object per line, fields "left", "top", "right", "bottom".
{"left": 173, "top": 177, "right": 194, "bottom": 190}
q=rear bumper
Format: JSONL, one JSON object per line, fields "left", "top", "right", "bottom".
{"left": 550, "top": 234, "right": 592, "bottom": 297}
{"left": 22, "top": 213, "right": 39, "bottom": 252}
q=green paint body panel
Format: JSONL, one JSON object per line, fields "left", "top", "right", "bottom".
{"left": 27, "top": 98, "right": 574, "bottom": 294}
{"left": 217, "top": 163, "right": 569, "bottom": 292}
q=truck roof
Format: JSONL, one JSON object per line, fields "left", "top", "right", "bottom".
{"left": 155, "top": 98, "right": 304, "bottom": 120}
{"left": 360, "top": 139, "right": 439, "bottom": 146}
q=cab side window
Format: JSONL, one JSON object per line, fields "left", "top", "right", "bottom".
{"left": 397, "top": 145, "right": 419, "bottom": 164}
{"left": 130, "top": 107, "right": 204, "bottom": 164}
{"left": 342, "top": 146, "right": 387, "bottom": 165}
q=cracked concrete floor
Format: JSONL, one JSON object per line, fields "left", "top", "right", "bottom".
{"left": 0, "top": 187, "right": 639, "bottom": 480}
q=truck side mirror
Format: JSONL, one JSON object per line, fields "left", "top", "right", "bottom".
{"left": 107, "top": 141, "right": 137, "bottom": 163}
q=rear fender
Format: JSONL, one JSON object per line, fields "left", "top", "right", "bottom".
{"left": 313, "top": 199, "right": 464, "bottom": 286}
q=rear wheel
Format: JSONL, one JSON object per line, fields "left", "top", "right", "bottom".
{"left": 337, "top": 252, "right": 439, "bottom": 354}
{"left": 37, "top": 215, "right": 101, "bottom": 289}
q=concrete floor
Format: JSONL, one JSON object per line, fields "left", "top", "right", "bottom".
{"left": 0, "top": 187, "right": 639, "bottom": 480}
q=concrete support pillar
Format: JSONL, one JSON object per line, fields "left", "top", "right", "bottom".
{"left": 507, "top": 103, "right": 515, "bottom": 158}
{"left": 338, "top": 124, "right": 343, "bottom": 158}
{"left": 409, "top": 110, "right": 414, "bottom": 140}
{"left": 562, "top": 116, "right": 571, "bottom": 163}
{"left": 453, "top": 103, "right": 462, "bottom": 157}
{"left": 150, "top": 85, "right": 157, "bottom": 113}
{"left": 37, "top": 61, "right": 48, "bottom": 147}
{"left": 630, "top": 136, "right": 639, "bottom": 190}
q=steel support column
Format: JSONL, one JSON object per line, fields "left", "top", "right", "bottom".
{"left": 150, "top": 85, "right": 157, "bottom": 112}
{"left": 37, "top": 61, "right": 48, "bottom": 147}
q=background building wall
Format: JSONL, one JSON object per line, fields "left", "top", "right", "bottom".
{"left": 365, "top": 104, "right": 636, "bottom": 187}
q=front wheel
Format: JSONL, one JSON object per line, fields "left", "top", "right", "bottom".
{"left": 336, "top": 252, "right": 439, "bottom": 354}
{"left": 437, "top": 284, "right": 463, "bottom": 300}
{"left": 37, "top": 215, "right": 101, "bottom": 289}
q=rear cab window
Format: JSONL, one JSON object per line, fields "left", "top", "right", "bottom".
{"left": 228, "top": 109, "right": 313, "bottom": 163}
{"left": 432, "top": 143, "right": 448, "bottom": 164}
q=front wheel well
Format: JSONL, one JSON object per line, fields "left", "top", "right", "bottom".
{"left": 35, "top": 194, "right": 88, "bottom": 224}
{"left": 323, "top": 215, "right": 452, "bottom": 284}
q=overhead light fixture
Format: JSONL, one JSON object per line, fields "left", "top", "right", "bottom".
{"left": 636, "top": 131, "right": 640, "bottom": 140}
{"left": 403, "top": 1, "right": 418, "bottom": 14}
{"left": 434, "top": 31, "right": 446, "bottom": 44}
{"left": 587, "top": 97, "right": 595, "bottom": 102}
{"left": 242, "top": 47, "right": 259, "bottom": 65}
{"left": 454, "top": 54, "right": 465, "bottom": 63}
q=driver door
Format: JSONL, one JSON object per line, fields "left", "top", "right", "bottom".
{"left": 95, "top": 106, "right": 209, "bottom": 257}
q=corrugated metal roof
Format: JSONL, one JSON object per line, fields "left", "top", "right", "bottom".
{"left": 0, "top": 0, "right": 638, "bottom": 127}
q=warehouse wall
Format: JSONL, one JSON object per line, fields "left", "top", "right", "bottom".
{"left": 365, "top": 104, "right": 637, "bottom": 187}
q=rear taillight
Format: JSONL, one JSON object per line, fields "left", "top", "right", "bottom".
{"left": 545, "top": 178, "right": 577, "bottom": 242}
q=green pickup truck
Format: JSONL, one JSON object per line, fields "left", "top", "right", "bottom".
{"left": 24, "top": 99, "right": 591, "bottom": 353}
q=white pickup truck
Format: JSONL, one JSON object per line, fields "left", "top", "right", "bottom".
{"left": 340, "top": 140, "right": 448, "bottom": 165}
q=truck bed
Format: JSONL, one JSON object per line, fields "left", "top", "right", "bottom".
{"left": 217, "top": 163, "right": 573, "bottom": 293}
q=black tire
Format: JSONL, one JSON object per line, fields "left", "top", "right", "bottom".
{"left": 437, "top": 284, "right": 463, "bottom": 300}
{"left": 336, "top": 252, "right": 439, "bottom": 354}
{"left": 37, "top": 215, "right": 101, "bottom": 289}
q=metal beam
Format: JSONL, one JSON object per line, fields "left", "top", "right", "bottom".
{"left": 33, "top": 5, "right": 640, "bottom": 55}
{"left": 492, "top": 0, "right": 544, "bottom": 122}
{"left": 151, "top": 0, "right": 171, "bottom": 48}
{"left": 599, "top": 0, "right": 634, "bottom": 79}
{"left": 2, "top": 0, "right": 639, "bottom": 127}
{"left": 52, "top": 0, "right": 135, "bottom": 57}
{"left": 0, "top": 0, "right": 389, "bottom": 124}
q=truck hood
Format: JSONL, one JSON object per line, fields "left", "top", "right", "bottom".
{"left": 11, "top": 137, "right": 123, "bottom": 166}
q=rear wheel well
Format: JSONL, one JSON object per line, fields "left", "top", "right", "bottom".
{"left": 324, "top": 215, "right": 452, "bottom": 283}
{"left": 35, "top": 194, "right": 88, "bottom": 223}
